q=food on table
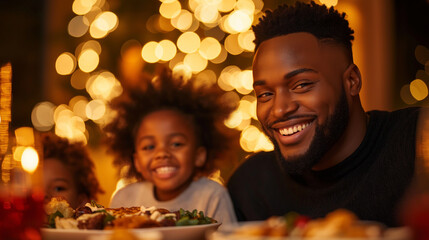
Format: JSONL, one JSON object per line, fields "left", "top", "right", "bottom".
{"left": 44, "top": 197, "right": 216, "bottom": 230}
{"left": 302, "top": 209, "right": 383, "bottom": 238}
{"left": 44, "top": 196, "right": 75, "bottom": 218}
{"left": 230, "top": 209, "right": 383, "bottom": 238}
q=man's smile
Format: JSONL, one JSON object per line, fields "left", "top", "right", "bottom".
{"left": 270, "top": 118, "right": 316, "bottom": 146}
{"left": 278, "top": 122, "right": 311, "bottom": 136}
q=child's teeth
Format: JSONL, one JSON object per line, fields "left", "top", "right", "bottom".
{"left": 156, "top": 166, "right": 176, "bottom": 174}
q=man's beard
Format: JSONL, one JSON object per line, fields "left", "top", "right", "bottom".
{"left": 268, "top": 90, "right": 349, "bottom": 175}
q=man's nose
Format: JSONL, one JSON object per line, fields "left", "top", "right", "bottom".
{"left": 272, "top": 92, "right": 298, "bottom": 118}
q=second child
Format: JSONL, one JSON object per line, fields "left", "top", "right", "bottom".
{"left": 104, "top": 69, "right": 238, "bottom": 225}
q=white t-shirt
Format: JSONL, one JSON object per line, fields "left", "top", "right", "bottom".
{"left": 109, "top": 177, "right": 237, "bottom": 226}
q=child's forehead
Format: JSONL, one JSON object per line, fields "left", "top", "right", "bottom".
{"left": 138, "top": 109, "right": 198, "bottom": 133}
{"left": 143, "top": 108, "right": 193, "bottom": 122}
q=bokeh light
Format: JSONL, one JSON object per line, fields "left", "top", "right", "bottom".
{"left": 227, "top": 10, "right": 252, "bottom": 33}
{"left": 172, "top": 63, "right": 193, "bottom": 81}
{"left": 55, "top": 52, "right": 76, "bottom": 75}
{"left": 171, "top": 10, "right": 193, "bottom": 31}
{"left": 89, "top": 11, "right": 118, "bottom": 39}
{"left": 210, "top": 46, "right": 228, "bottom": 64}
{"left": 224, "top": 34, "right": 244, "bottom": 55}
{"left": 410, "top": 79, "right": 428, "bottom": 101}
{"left": 195, "top": 3, "right": 220, "bottom": 25}
{"left": 177, "top": 32, "right": 201, "bottom": 53}
{"left": 319, "top": 0, "right": 338, "bottom": 7}
{"left": 31, "top": 101, "right": 56, "bottom": 131}
{"left": 70, "top": 96, "right": 89, "bottom": 121}
{"left": 157, "top": 40, "right": 177, "bottom": 61}
{"left": 199, "top": 37, "right": 222, "bottom": 60}
{"left": 71, "top": 69, "right": 90, "bottom": 90}
{"left": 195, "top": 69, "right": 217, "bottom": 88}
{"left": 159, "top": 0, "right": 181, "bottom": 19}
{"left": 21, "top": 147, "right": 39, "bottom": 174}
{"left": 72, "top": 0, "right": 97, "bottom": 15}
{"left": 86, "top": 99, "right": 107, "bottom": 121}
{"left": 68, "top": 15, "right": 90, "bottom": 37}
{"left": 86, "top": 71, "right": 123, "bottom": 101}
{"left": 78, "top": 49, "right": 99, "bottom": 72}
{"left": 238, "top": 30, "right": 255, "bottom": 52}
{"left": 218, "top": 0, "right": 236, "bottom": 12}
{"left": 142, "top": 41, "right": 160, "bottom": 63}
{"left": 184, "top": 52, "right": 208, "bottom": 73}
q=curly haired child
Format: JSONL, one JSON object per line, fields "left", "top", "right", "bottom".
{"left": 104, "top": 68, "right": 238, "bottom": 225}
{"left": 42, "top": 133, "right": 104, "bottom": 209}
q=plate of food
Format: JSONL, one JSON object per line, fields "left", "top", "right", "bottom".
{"left": 41, "top": 197, "right": 221, "bottom": 240}
{"left": 41, "top": 223, "right": 221, "bottom": 240}
{"left": 207, "top": 209, "right": 412, "bottom": 240}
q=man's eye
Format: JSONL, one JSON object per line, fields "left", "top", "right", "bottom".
{"left": 257, "top": 92, "right": 273, "bottom": 100}
{"left": 293, "top": 82, "right": 313, "bottom": 91}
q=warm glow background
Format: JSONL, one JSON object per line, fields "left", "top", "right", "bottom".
{"left": 1, "top": 0, "right": 428, "bottom": 206}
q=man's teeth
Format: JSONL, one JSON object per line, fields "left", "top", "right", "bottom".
{"left": 279, "top": 123, "right": 310, "bottom": 136}
{"left": 155, "top": 166, "right": 176, "bottom": 174}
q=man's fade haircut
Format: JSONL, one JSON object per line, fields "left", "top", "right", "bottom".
{"left": 253, "top": 1, "right": 355, "bottom": 61}
{"left": 103, "top": 68, "right": 236, "bottom": 181}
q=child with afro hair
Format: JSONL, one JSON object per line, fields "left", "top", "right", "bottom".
{"left": 104, "top": 68, "right": 238, "bottom": 225}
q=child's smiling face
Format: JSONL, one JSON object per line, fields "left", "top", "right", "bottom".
{"left": 133, "top": 109, "right": 206, "bottom": 201}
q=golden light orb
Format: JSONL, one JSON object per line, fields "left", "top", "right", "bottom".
{"left": 142, "top": 41, "right": 160, "bottom": 63}
{"left": 184, "top": 52, "right": 208, "bottom": 73}
{"left": 21, "top": 147, "right": 39, "bottom": 174}
{"left": 199, "top": 37, "right": 221, "bottom": 60}
{"left": 68, "top": 15, "right": 89, "bottom": 37}
{"left": 31, "top": 101, "right": 56, "bottom": 131}
{"left": 227, "top": 10, "right": 252, "bottom": 33}
{"left": 156, "top": 40, "right": 177, "bottom": 61}
{"left": 56, "top": 52, "right": 76, "bottom": 75}
{"left": 78, "top": 49, "right": 99, "bottom": 73}
{"left": 159, "top": 0, "right": 182, "bottom": 19}
{"left": 319, "top": 0, "right": 338, "bottom": 7}
{"left": 410, "top": 79, "right": 428, "bottom": 101}
{"left": 177, "top": 32, "right": 201, "bottom": 53}
{"left": 171, "top": 10, "right": 193, "bottom": 31}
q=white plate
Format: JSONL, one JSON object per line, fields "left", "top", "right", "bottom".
{"left": 41, "top": 222, "right": 221, "bottom": 240}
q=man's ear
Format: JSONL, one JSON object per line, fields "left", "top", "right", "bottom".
{"left": 195, "top": 147, "right": 207, "bottom": 167}
{"left": 343, "top": 63, "right": 362, "bottom": 96}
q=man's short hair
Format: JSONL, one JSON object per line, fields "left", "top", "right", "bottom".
{"left": 253, "top": 1, "right": 355, "bottom": 61}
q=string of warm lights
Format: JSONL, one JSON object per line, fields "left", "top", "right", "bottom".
{"left": 0, "top": 63, "right": 12, "bottom": 156}
{"left": 0, "top": 62, "right": 13, "bottom": 182}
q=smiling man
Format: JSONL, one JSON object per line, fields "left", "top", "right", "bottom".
{"left": 227, "top": 1, "right": 425, "bottom": 227}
